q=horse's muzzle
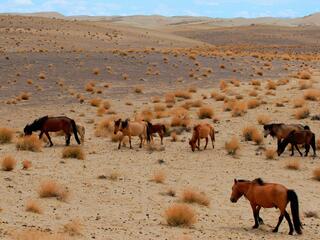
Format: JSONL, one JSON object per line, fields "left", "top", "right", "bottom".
{"left": 230, "top": 198, "right": 237, "bottom": 203}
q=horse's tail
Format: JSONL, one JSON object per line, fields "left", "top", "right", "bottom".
{"left": 146, "top": 122, "right": 151, "bottom": 143}
{"left": 71, "top": 120, "right": 81, "bottom": 144}
{"left": 162, "top": 124, "right": 166, "bottom": 134}
{"left": 287, "top": 190, "right": 303, "bottom": 235}
{"left": 304, "top": 125, "right": 310, "bottom": 130}
{"left": 211, "top": 127, "right": 215, "bottom": 141}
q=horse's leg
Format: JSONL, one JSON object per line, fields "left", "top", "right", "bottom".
{"left": 284, "top": 210, "right": 294, "bottom": 235}
{"left": 290, "top": 143, "right": 294, "bottom": 156}
{"left": 39, "top": 131, "right": 44, "bottom": 139}
{"left": 204, "top": 137, "right": 208, "bottom": 150}
{"left": 277, "top": 138, "right": 281, "bottom": 151}
{"left": 129, "top": 135, "right": 132, "bottom": 149}
{"left": 160, "top": 132, "right": 163, "bottom": 145}
{"left": 256, "top": 206, "right": 264, "bottom": 224}
{"left": 250, "top": 203, "right": 259, "bottom": 229}
{"left": 294, "top": 144, "right": 303, "bottom": 157}
{"left": 118, "top": 137, "right": 122, "bottom": 149}
{"left": 66, "top": 134, "right": 71, "bottom": 146}
{"left": 197, "top": 137, "right": 200, "bottom": 151}
{"left": 45, "top": 132, "right": 53, "bottom": 147}
{"left": 273, "top": 209, "right": 284, "bottom": 233}
{"left": 305, "top": 144, "right": 310, "bottom": 157}
{"left": 139, "top": 135, "right": 143, "bottom": 148}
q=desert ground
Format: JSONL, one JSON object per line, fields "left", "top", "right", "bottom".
{"left": 0, "top": 13, "right": 320, "bottom": 239}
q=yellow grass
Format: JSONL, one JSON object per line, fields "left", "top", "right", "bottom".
{"left": 152, "top": 170, "right": 166, "bottom": 184}
{"left": 292, "top": 98, "right": 306, "bottom": 108}
{"left": 63, "top": 219, "right": 83, "bottom": 236}
{"left": 62, "top": 146, "right": 85, "bottom": 160}
{"left": 211, "top": 91, "right": 225, "bottom": 101}
{"left": 265, "top": 148, "right": 276, "bottom": 159}
{"left": 299, "top": 80, "right": 312, "bottom": 90}
{"left": 313, "top": 167, "right": 320, "bottom": 181}
{"left": 1, "top": 155, "right": 16, "bottom": 171}
{"left": 22, "top": 160, "right": 32, "bottom": 170}
{"left": 26, "top": 200, "right": 42, "bottom": 214}
{"left": 266, "top": 80, "right": 277, "bottom": 90}
{"left": 247, "top": 99, "right": 260, "bottom": 109}
{"left": 90, "top": 98, "right": 102, "bottom": 107}
{"left": 252, "top": 130, "right": 263, "bottom": 145}
{"left": 154, "top": 103, "right": 166, "bottom": 112}
{"left": 0, "top": 127, "right": 13, "bottom": 144}
{"left": 38, "top": 180, "right": 69, "bottom": 202}
{"left": 171, "top": 132, "right": 178, "bottom": 142}
{"left": 181, "top": 189, "right": 210, "bottom": 206}
{"left": 174, "top": 90, "right": 192, "bottom": 99}
{"left": 164, "top": 204, "right": 196, "bottom": 227}
{"left": 242, "top": 126, "right": 257, "bottom": 141}
{"left": 231, "top": 101, "right": 247, "bottom": 117}
{"left": 294, "top": 106, "right": 310, "bottom": 119}
{"left": 134, "top": 86, "right": 143, "bottom": 93}
{"left": 286, "top": 159, "right": 300, "bottom": 170}
{"left": 225, "top": 136, "right": 240, "bottom": 155}
{"left": 257, "top": 114, "right": 271, "bottom": 125}
{"left": 198, "top": 105, "right": 214, "bottom": 119}
{"left": 250, "top": 79, "right": 261, "bottom": 86}
{"left": 304, "top": 89, "right": 320, "bottom": 101}
{"left": 16, "top": 135, "right": 42, "bottom": 152}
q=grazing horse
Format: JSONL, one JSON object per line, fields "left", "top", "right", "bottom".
{"left": 146, "top": 122, "right": 166, "bottom": 145}
{"left": 263, "top": 123, "right": 307, "bottom": 149}
{"left": 114, "top": 119, "right": 151, "bottom": 149}
{"left": 230, "top": 178, "right": 302, "bottom": 235}
{"left": 24, "top": 116, "right": 81, "bottom": 147}
{"left": 189, "top": 123, "right": 215, "bottom": 152}
{"left": 277, "top": 130, "right": 316, "bottom": 157}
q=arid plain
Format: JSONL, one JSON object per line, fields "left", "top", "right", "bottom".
{"left": 0, "top": 13, "right": 320, "bottom": 239}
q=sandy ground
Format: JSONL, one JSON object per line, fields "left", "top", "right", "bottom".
{"left": 0, "top": 15, "right": 320, "bottom": 240}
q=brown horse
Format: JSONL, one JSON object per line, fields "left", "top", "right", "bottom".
{"left": 230, "top": 178, "right": 302, "bottom": 235}
{"left": 146, "top": 122, "right": 166, "bottom": 145}
{"left": 277, "top": 130, "right": 316, "bottom": 157}
{"left": 263, "top": 123, "right": 307, "bottom": 149}
{"left": 189, "top": 123, "right": 215, "bottom": 152}
{"left": 114, "top": 119, "right": 151, "bottom": 149}
{"left": 24, "top": 116, "right": 81, "bottom": 147}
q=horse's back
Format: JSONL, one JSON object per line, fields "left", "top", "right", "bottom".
{"left": 129, "top": 121, "right": 147, "bottom": 136}
{"left": 251, "top": 183, "right": 288, "bottom": 208}
{"left": 197, "top": 124, "right": 212, "bottom": 138}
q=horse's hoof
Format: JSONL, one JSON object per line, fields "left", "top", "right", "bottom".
{"left": 252, "top": 225, "right": 259, "bottom": 229}
{"left": 272, "top": 228, "right": 278, "bottom": 233}
{"left": 288, "top": 232, "right": 293, "bottom": 235}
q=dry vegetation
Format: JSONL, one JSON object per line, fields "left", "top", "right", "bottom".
{"left": 285, "top": 159, "right": 301, "bottom": 170}
{"left": 25, "top": 199, "right": 42, "bottom": 214}
{"left": 38, "top": 180, "right": 69, "bottom": 202}
{"left": 1, "top": 155, "right": 16, "bottom": 171}
{"left": 0, "top": 127, "right": 13, "bottom": 144}
{"left": 62, "top": 146, "right": 85, "bottom": 160}
{"left": 164, "top": 204, "right": 196, "bottom": 227}
{"left": 181, "top": 189, "right": 210, "bottom": 206}
{"left": 225, "top": 136, "right": 240, "bottom": 155}
{"left": 16, "top": 135, "right": 42, "bottom": 152}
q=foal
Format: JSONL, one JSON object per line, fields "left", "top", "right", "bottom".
{"left": 114, "top": 119, "right": 151, "bottom": 149}
{"left": 277, "top": 130, "right": 316, "bottom": 157}
{"left": 230, "top": 178, "right": 302, "bottom": 235}
{"left": 146, "top": 122, "right": 166, "bottom": 145}
{"left": 189, "top": 123, "right": 215, "bottom": 152}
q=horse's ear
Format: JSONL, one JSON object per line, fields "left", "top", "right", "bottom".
{"left": 234, "top": 179, "right": 237, "bottom": 183}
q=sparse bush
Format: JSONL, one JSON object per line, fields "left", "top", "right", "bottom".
{"left": 63, "top": 219, "right": 83, "bottom": 236}
{"left": 20, "top": 92, "right": 30, "bottom": 100}
{"left": 92, "top": 67, "right": 100, "bottom": 75}
{"left": 251, "top": 79, "right": 261, "bottom": 86}
{"left": 304, "top": 89, "right": 320, "bottom": 101}
{"left": 257, "top": 114, "right": 271, "bottom": 125}
{"left": 152, "top": 170, "right": 165, "bottom": 184}
{"left": 292, "top": 98, "right": 305, "bottom": 108}
{"left": 154, "top": 103, "right": 166, "bottom": 112}
{"left": 165, "top": 93, "right": 175, "bottom": 104}
{"left": 286, "top": 160, "right": 300, "bottom": 170}
{"left": 266, "top": 80, "right": 277, "bottom": 90}
{"left": 198, "top": 105, "right": 214, "bottom": 119}
{"left": 304, "top": 211, "right": 319, "bottom": 219}
{"left": 0, "top": 127, "right": 13, "bottom": 144}
{"left": 62, "top": 146, "right": 85, "bottom": 160}
{"left": 294, "top": 106, "right": 310, "bottom": 119}
{"left": 265, "top": 148, "right": 276, "bottom": 159}
{"left": 247, "top": 99, "right": 260, "bottom": 109}
{"left": 134, "top": 86, "right": 143, "bottom": 93}
{"left": 1, "top": 155, "right": 16, "bottom": 171}
{"left": 252, "top": 130, "right": 263, "bottom": 145}
{"left": 225, "top": 136, "right": 240, "bottom": 155}
{"left": 174, "top": 91, "right": 191, "bottom": 99}
{"left": 85, "top": 82, "right": 94, "bottom": 92}
{"left": 242, "top": 126, "right": 256, "bottom": 141}
{"left": 16, "top": 135, "right": 42, "bottom": 152}
{"left": 90, "top": 98, "right": 102, "bottom": 107}
{"left": 22, "top": 160, "right": 32, "bottom": 170}
{"left": 171, "top": 132, "right": 178, "bottom": 142}
{"left": 211, "top": 91, "right": 225, "bottom": 101}
{"left": 181, "top": 189, "right": 210, "bottom": 206}
{"left": 26, "top": 200, "right": 42, "bottom": 214}
{"left": 313, "top": 167, "right": 320, "bottom": 181}
{"left": 164, "top": 204, "right": 196, "bottom": 227}
{"left": 298, "top": 70, "right": 311, "bottom": 80}
{"left": 317, "top": 139, "right": 320, "bottom": 150}
{"left": 231, "top": 101, "right": 247, "bottom": 117}
{"left": 299, "top": 80, "right": 312, "bottom": 90}
{"left": 38, "top": 180, "right": 69, "bottom": 201}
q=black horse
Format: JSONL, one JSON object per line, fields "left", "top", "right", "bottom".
{"left": 24, "top": 116, "right": 80, "bottom": 147}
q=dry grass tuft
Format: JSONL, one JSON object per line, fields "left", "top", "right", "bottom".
{"left": 152, "top": 170, "right": 166, "bottom": 184}
{"left": 181, "top": 189, "right": 210, "bottom": 206}
{"left": 298, "top": 70, "right": 311, "bottom": 80}
{"left": 266, "top": 80, "right": 277, "bottom": 90}
{"left": 38, "top": 180, "right": 69, "bottom": 202}
{"left": 247, "top": 99, "right": 260, "bottom": 109}
{"left": 304, "top": 211, "right": 319, "bottom": 219}
{"left": 225, "top": 136, "right": 240, "bottom": 155}
{"left": 12, "top": 230, "right": 66, "bottom": 240}
{"left": 286, "top": 160, "right": 301, "bottom": 170}
{"left": 257, "top": 114, "right": 271, "bottom": 125}
{"left": 0, "top": 127, "right": 13, "bottom": 144}
{"left": 242, "top": 126, "right": 257, "bottom": 141}
{"left": 90, "top": 98, "right": 102, "bottom": 107}
{"left": 294, "top": 106, "right": 310, "bottom": 119}
{"left": 299, "top": 80, "right": 312, "bottom": 90}
{"left": 250, "top": 79, "right": 261, "bottom": 86}
{"left": 292, "top": 98, "right": 306, "bottom": 108}
{"left": 252, "top": 130, "right": 263, "bottom": 145}
{"left": 164, "top": 204, "right": 196, "bottom": 227}
{"left": 304, "top": 89, "right": 320, "bottom": 101}
{"left": 231, "top": 101, "right": 247, "bottom": 117}
{"left": 63, "top": 219, "right": 83, "bottom": 236}
{"left": 313, "top": 167, "right": 320, "bottom": 181}
{"left": 211, "top": 91, "right": 225, "bottom": 101}
{"left": 26, "top": 200, "right": 42, "bottom": 214}
{"left": 22, "top": 160, "right": 32, "bottom": 170}
{"left": 265, "top": 148, "right": 276, "bottom": 160}
{"left": 16, "top": 135, "right": 42, "bottom": 152}
{"left": 198, "top": 105, "right": 214, "bottom": 119}
{"left": 62, "top": 146, "right": 85, "bottom": 160}
{"left": 171, "top": 132, "right": 178, "bottom": 142}
{"left": 134, "top": 86, "right": 143, "bottom": 93}
{"left": 174, "top": 90, "right": 192, "bottom": 99}
{"left": 1, "top": 155, "right": 16, "bottom": 171}
{"left": 85, "top": 82, "right": 94, "bottom": 92}
{"left": 20, "top": 92, "right": 31, "bottom": 100}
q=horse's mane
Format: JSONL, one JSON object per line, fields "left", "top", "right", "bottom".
{"left": 30, "top": 115, "right": 49, "bottom": 127}
{"left": 121, "top": 119, "right": 129, "bottom": 128}
{"left": 252, "top": 178, "right": 265, "bottom": 185}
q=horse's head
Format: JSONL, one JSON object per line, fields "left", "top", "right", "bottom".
{"left": 23, "top": 124, "right": 32, "bottom": 136}
{"left": 114, "top": 119, "right": 121, "bottom": 134}
{"left": 230, "top": 179, "right": 245, "bottom": 203}
{"left": 189, "top": 138, "right": 196, "bottom": 152}
{"left": 263, "top": 124, "right": 271, "bottom": 138}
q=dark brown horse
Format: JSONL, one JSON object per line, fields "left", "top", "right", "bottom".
{"left": 230, "top": 178, "right": 302, "bottom": 235}
{"left": 146, "top": 122, "right": 166, "bottom": 145}
{"left": 277, "top": 130, "right": 316, "bottom": 157}
{"left": 263, "top": 123, "right": 308, "bottom": 149}
{"left": 24, "top": 116, "right": 81, "bottom": 147}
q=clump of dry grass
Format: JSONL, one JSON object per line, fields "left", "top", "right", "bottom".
{"left": 20, "top": 92, "right": 31, "bottom": 100}
{"left": 26, "top": 200, "right": 42, "bottom": 214}
{"left": 251, "top": 79, "right": 261, "bottom": 86}
{"left": 0, "top": 127, "right": 13, "bottom": 144}
{"left": 94, "top": 119, "right": 113, "bottom": 137}
{"left": 16, "top": 135, "right": 42, "bottom": 152}
{"left": 266, "top": 80, "right": 277, "bottom": 90}
{"left": 1, "top": 155, "right": 16, "bottom": 171}
{"left": 164, "top": 204, "right": 196, "bottom": 227}
{"left": 247, "top": 99, "right": 260, "bottom": 109}
{"left": 134, "top": 86, "right": 143, "bottom": 94}
{"left": 313, "top": 167, "right": 320, "bottom": 181}
{"left": 257, "top": 114, "right": 271, "bottom": 125}
{"left": 181, "top": 189, "right": 210, "bottom": 206}
{"left": 299, "top": 80, "right": 312, "bottom": 90}
{"left": 231, "top": 101, "right": 247, "bottom": 117}
{"left": 242, "top": 126, "right": 257, "bottom": 141}
{"left": 85, "top": 82, "right": 94, "bottom": 92}
{"left": 252, "top": 130, "right": 263, "bottom": 145}
{"left": 304, "top": 89, "right": 320, "bottom": 101}
{"left": 265, "top": 148, "right": 276, "bottom": 159}
{"left": 12, "top": 230, "right": 66, "bottom": 240}
{"left": 165, "top": 188, "right": 176, "bottom": 197}
{"left": 63, "top": 219, "right": 83, "bottom": 236}
{"left": 298, "top": 70, "right": 311, "bottom": 80}
{"left": 171, "top": 132, "right": 178, "bottom": 142}
{"left": 154, "top": 103, "right": 166, "bottom": 112}
{"left": 249, "top": 90, "right": 258, "bottom": 97}
{"left": 90, "top": 98, "right": 102, "bottom": 107}
{"left": 225, "top": 136, "right": 240, "bottom": 155}
{"left": 152, "top": 170, "right": 166, "bottom": 184}
{"left": 22, "top": 160, "right": 32, "bottom": 170}
{"left": 294, "top": 106, "right": 310, "bottom": 119}
{"left": 92, "top": 67, "right": 100, "bottom": 75}
{"left": 211, "top": 91, "right": 225, "bottom": 101}
{"left": 165, "top": 93, "right": 175, "bottom": 104}
{"left": 219, "top": 80, "right": 228, "bottom": 90}
{"left": 292, "top": 98, "right": 306, "bottom": 108}
{"left": 198, "top": 105, "right": 214, "bottom": 119}
{"left": 108, "top": 171, "right": 120, "bottom": 181}
{"left": 174, "top": 90, "right": 192, "bottom": 99}
{"left": 38, "top": 180, "right": 69, "bottom": 201}
{"left": 286, "top": 159, "right": 300, "bottom": 170}
{"left": 304, "top": 211, "right": 319, "bottom": 219}
{"left": 62, "top": 146, "right": 85, "bottom": 160}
